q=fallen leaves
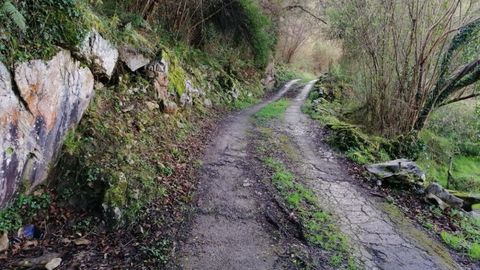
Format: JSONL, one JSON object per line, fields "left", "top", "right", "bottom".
{"left": 0, "top": 232, "right": 9, "bottom": 252}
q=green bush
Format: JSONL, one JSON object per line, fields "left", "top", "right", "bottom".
{"left": 0, "top": 0, "right": 88, "bottom": 64}
{"left": 458, "top": 141, "right": 480, "bottom": 157}
{"left": 237, "top": 0, "right": 275, "bottom": 67}
{"left": 440, "top": 231, "right": 465, "bottom": 251}
{"left": 0, "top": 193, "right": 51, "bottom": 233}
{"left": 382, "top": 133, "right": 424, "bottom": 160}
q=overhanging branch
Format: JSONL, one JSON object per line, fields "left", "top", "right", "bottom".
{"left": 439, "top": 93, "right": 480, "bottom": 107}
{"left": 285, "top": 5, "right": 327, "bottom": 24}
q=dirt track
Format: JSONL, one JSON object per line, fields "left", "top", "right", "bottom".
{"left": 177, "top": 81, "right": 461, "bottom": 270}
{"left": 177, "top": 81, "right": 299, "bottom": 270}
{"left": 282, "top": 82, "right": 460, "bottom": 270}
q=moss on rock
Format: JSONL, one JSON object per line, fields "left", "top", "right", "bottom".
{"left": 104, "top": 172, "right": 128, "bottom": 208}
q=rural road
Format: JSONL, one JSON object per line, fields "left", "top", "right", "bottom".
{"left": 178, "top": 80, "right": 460, "bottom": 270}
{"left": 282, "top": 81, "right": 460, "bottom": 270}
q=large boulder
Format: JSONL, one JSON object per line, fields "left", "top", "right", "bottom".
{"left": 119, "top": 46, "right": 151, "bottom": 72}
{"left": 77, "top": 31, "right": 118, "bottom": 77}
{"left": 0, "top": 50, "right": 94, "bottom": 207}
{"left": 425, "top": 183, "right": 463, "bottom": 210}
{"left": 366, "top": 159, "right": 426, "bottom": 188}
{"left": 448, "top": 190, "right": 480, "bottom": 211}
{"left": 261, "top": 61, "right": 275, "bottom": 91}
{"left": 146, "top": 59, "right": 169, "bottom": 102}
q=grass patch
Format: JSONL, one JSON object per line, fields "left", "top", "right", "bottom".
{"left": 0, "top": 193, "right": 51, "bottom": 233}
{"left": 417, "top": 130, "right": 480, "bottom": 192}
{"left": 254, "top": 99, "right": 290, "bottom": 122}
{"left": 232, "top": 95, "right": 260, "bottom": 110}
{"left": 263, "top": 157, "right": 354, "bottom": 267}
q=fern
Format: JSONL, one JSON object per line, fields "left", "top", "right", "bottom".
{"left": 0, "top": 0, "right": 27, "bottom": 33}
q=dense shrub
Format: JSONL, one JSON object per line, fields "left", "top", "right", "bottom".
{"left": 0, "top": 0, "right": 88, "bottom": 64}
{"left": 382, "top": 133, "right": 425, "bottom": 161}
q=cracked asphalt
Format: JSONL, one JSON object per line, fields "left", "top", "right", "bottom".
{"left": 177, "top": 81, "right": 299, "bottom": 270}
{"left": 177, "top": 80, "right": 461, "bottom": 270}
{"left": 283, "top": 81, "right": 461, "bottom": 270}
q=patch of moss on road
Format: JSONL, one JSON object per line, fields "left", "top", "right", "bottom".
{"left": 254, "top": 98, "right": 290, "bottom": 123}
{"left": 252, "top": 98, "right": 358, "bottom": 269}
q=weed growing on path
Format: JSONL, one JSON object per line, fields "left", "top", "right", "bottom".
{"left": 254, "top": 99, "right": 290, "bottom": 123}
{"left": 263, "top": 157, "right": 355, "bottom": 268}
{"left": 253, "top": 102, "right": 358, "bottom": 269}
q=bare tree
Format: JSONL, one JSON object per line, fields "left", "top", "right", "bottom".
{"left": 324, "top": 0, "right": 480, "bottom": 136}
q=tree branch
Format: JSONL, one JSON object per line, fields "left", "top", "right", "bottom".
{"left": 439, "top": 93, "right": 480, "bottom": 107}
{"left": 285, "top": 5, "right": 327, "bottom": 24}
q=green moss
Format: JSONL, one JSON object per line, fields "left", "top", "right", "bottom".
{"left": 381, "top": 203, "right": 460, "bottom": 267}
{"left": 468, "top": 243, "right": 480, "bottom": 260}
{"left": 104, "top": 173, "right": 129, "bottom": 207}
{"left": 163, "top": 52, "right": 187, "bottom": 96}
{"left": 255, "top": 99, "right": 290, "bottom": 122}
{"left": 5, "top": 147, "right": 14, "bottom": 156}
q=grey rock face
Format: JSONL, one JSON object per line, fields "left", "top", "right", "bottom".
{"left": 366, "top": 159, "right": 426, "bottom": 188}
{"left": 0, "top": 50, "right": 94, "bottom": 207}
{"left": 425, "top": 183, "right": 463, "bottom": 209}
{"left": 146, "top": 59, "right": 169, "bottom": 102}
{"left": 119, "top": 47, "right": 151, "bottom": 72}
{"left": 77, "top": 31, "right": 118, "bottom": 77}
{"left": 180, "top": 80, "right": 204, "bottom": 107}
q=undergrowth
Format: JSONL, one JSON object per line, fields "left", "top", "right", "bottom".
{"left": 0, "top": 0, "right": 89, "bottom": 65}
{"left": 0, "top": 193, "right": 50, "bottom": 233}
{"left": 439, "top": 209, "right": 480, "bottom": 261}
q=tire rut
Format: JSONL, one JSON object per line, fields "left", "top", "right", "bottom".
{"left": 282, "top": 81, "right": 461, "bottom": 270}
{"left": 177, "top": 80, "right": 299, "bottom": 270}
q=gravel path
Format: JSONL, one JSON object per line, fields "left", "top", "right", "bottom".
{"left": 282, "top": 81, "right": 461, "bottom": 270}
{"left": 177, "top": 81, "right": 299, "bottom": 270}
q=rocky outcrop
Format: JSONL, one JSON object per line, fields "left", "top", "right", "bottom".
{"left": 180, "top": 80, "right": 204, "bottom": 107}
{"left": 261, "top": 61, "right": 275, "bottom": 91}
{"left": 146, "top": 59, "right": 169, "bottom": 102}
{"left": 448, "top": 190, "right": 480, "bottom": 211}
{"left": 0, "top": 50, "right": 94, "bottom": 207}
{"left": 425, "top": 183, "right": 463, "bottom": 210}
{"left": 77, "top": 31, "right": 118, "bottom": 77}
{"left": 119, "top": 47, "right": 151, "bottom": 72}
{"left": 366, "top": 159, "right": 426, "bottom": 188}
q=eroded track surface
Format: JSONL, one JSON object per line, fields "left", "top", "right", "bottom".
{"left": 178, "top": 81, "right": 298, "bottom": 270}
{"left": 282, "top": 81, "right": 460, "bottom": 270}
{"left": 178, "top": 80, "right": 460, "bottom": 270}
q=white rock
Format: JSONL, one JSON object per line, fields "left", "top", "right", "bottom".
{"left": 0, "top": 51, "right": 94, "bottom": 207}
{"left": 119, "top": 46, "right": 151, "bottom": 72}
{"left": 204, "top": 98, "right": 213, "bottom": 108}
{"left": 77, "top": 31, "right": 118, "bottom": 77}
{"left": 0, "top": 232, "right": 8, "bottom": 252}
{"left": 45, "top": 257, "right": 62, "bottom": 270}
{"left": 145, "top": 101, "right": 160, "bottom": 111}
